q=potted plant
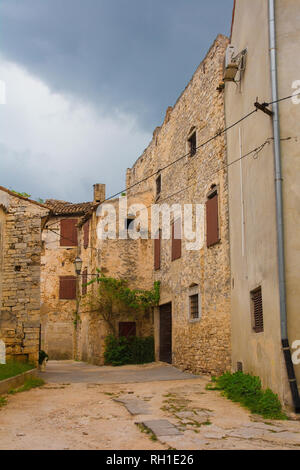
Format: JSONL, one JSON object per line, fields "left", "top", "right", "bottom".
{"left": 38, "top": 350, "right": 49, "bottom": 371}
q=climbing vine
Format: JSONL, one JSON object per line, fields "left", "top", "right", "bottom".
{"left": 82, "top": 270, "right": 160, "bottom": 335}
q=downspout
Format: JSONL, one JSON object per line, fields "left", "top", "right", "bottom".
{"left": 268, "top": 0, "right": 300, "bottom": 412}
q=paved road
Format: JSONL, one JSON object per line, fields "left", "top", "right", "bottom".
{"left": 39, "top": 360, "right": 199, "bottom": 384}
{"left": 1, "top": 361, "right": 300, "bottom": 450}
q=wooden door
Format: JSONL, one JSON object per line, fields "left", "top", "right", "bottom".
{"left": 159, "top": 303, "right": 172, "bottom": 363}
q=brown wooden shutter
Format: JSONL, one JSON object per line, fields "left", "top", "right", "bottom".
{"left": 82, "top": 268, "right": 88, "bottom": 296}
{"left": 60, "top": 219, "right": 78, "bottom": 247}
{"left": 171, "top": 219, "right": 181, "bottom": 261}
{"left": 251, "top": 287, "right": 264, "bottom": 333}
{"left": 154, "top": 230, "right": 161, "bottom": 271}
{"left": 119, "top": 322, "right": 136, "bottom": 338}
{"left": 59, "top": 276, "right": 77, "bottom": 299}
{"left": 83, "top": 220, "right": 89, "bottom": 249}
{"left": 206, "top": 192, "right": 219, "bottom": 247}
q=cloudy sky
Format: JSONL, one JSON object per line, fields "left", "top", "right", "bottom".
{"left": 0, "top": 0, "right": 233, "bottom": 202}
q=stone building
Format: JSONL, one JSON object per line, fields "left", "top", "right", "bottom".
{"left": 41, "top": 198, "right": 95, "bottom": 359}
{"left": 225, "top": 0, "right": 300, "bottom": 411}
{"left": 76, "top": 185, "right": 154, "bottom": 365}
{"left": 125, "top": 34, "right": 231, "bottom": 375}
{"left": 0, "top": 186, "right": 49, "bottom": 364}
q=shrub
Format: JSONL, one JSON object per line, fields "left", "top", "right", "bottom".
{"left": 207, "top": 371, "right": 287, "bottom": 420}
{"left": 104, "top": 335, "right": 155, "bottom": 366}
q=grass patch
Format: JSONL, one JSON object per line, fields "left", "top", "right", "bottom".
{"left": 0, "top": 361, "right": 35, "bottom": 381}
{"left": 0, "top": 396, "right": 7, "bottom": 408}
{"left": 136, "top": 423, "right": 158, "bottom": 441}
{"left": 8, "top": 377, "right": 45, "bottom": 394}
{"left": 206, "top": 371, "right": 287, "bottom": 420}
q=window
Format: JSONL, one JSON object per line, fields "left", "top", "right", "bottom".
{"left": 190, "top": 294, "right": 199, "bottom": 320}
{"left": 119, "top": 322, "right": 136, "bottom": 338}
{"left": 171, "top": 219, "right": 181, "bottom": 261}
{"left": 83, "top": 220, "right": 89, "bottom": 249}
{"left": 206, "top": 187, "right": 220, "bottom": 247}
{"left": 189, "top": 284, "right": 201, "bottom": 321}
{"left": 154, "top": 230, "right": 161, "bottom": 271}
{"left": 251, "top": 286, "right": 264, "bottom": 333}
{"left": 156, "top": 174, "right": 161, "bottom": 198}
{"left": 59, "top": 276, "right": 76, "bottom": 300}
{"left": 60, "top": 219, "right": 78, "bottom": 247}
{"left": 188, "top": 131, "right": 197, "bottom": 157}
{"left": 82, "top": 268, "right": 88, "bottom": 296}
{"left": 125, "top": 217, "right": 135, "bottom": 230}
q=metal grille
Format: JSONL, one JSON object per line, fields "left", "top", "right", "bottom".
{"left": 251, "top": 286, "right": 264, "bottom": 333}
{"left": 190, "top": 294, "right": 199, "bottom": 319}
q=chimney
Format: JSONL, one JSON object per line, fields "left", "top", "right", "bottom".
{"left": 93, "top": 184, "right": 106, "bottom": 204}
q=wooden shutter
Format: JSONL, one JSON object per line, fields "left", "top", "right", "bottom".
{"left": 60, "top": 219, "right": 78, "bottom": 247}
{"left": 83, "top": 220, "right": 89, "bottom": 249}
{"left": 171, "top": 219, "right": 181, "bottom": 261}
{"left": 251, "top": 287, "right": 264, "bottom": 333}
{"left": 59, "top": 276, "right": 77, "bottom": 299}
{"left": 206, "top": 192, "right": 219, "bottom": 247}
{"left": 154, "top": 230, "right": 161, "bottom": 271}
{"left": 82, "top": 268, "right": 88, "bottom": 295}
{"left": 119, "top": 322, "right": 136, "bottom": 338}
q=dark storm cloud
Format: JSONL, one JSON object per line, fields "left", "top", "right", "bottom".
{"left": 0, "top": 0, "right": 233, "bottom": 130}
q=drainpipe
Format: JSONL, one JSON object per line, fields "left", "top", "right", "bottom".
{"left": 268, "top": 0, "right": 300, "bottom": 413}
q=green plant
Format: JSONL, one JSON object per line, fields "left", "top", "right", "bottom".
{"left": 38, "top": 350, "right": 49, "bottom": 365}
{"left": 0, "top": 361, "right": 35, "bottom": 381}
{"left": 104, "top": 335, "right": 155, "bottom": 366}
{"left": 207, "top": 371, "right": 287, "bottom": 420}
{"left": 0, "top": 396, "right": 7, "bottom": 408}
{"left": 8, "top": 377, "right": 45, "bottom": 394}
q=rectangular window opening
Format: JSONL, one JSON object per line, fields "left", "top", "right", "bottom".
{"left": 189, "top": 294, "right": 199, "bottom": 320}
{"left": 188, "top": 131, "right": 197, "bottom": 157}
{"left": 251, "top": 286, "right": 264, "bottom": 333}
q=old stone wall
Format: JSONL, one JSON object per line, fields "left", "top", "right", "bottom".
{"left": 126, "top": 35, "right": 231, "bottom": 375}
{"left": 41, "top": 217, "right": 79, "bottom": 359}
{"left": 77, "top": 191, "right": 154, "bottom": 365}
{"left": 0, "top": 189, "right": 49, "bottom": 364}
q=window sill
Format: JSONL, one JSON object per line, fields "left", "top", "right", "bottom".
{"left": 189, "top": 317, "right": 201, "bottom": 323}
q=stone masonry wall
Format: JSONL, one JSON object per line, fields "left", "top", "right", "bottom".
{"left": 0, "top": 189, "right": 49, "bottom": 364}
{"left": 126, "top": 35, "right": 231, "bottom": 375}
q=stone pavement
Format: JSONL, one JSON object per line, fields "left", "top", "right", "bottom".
{"left": 1, "top": 360, "right": 299, "bottom": 450}
{"left": 39, "top": 360, "right": 199, "bottom": 384}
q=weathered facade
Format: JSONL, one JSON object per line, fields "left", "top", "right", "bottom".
{"left": 76, "top": 185, "right": 154, "bottom": 365}
{"left": 0, "top": 186, "right": 49, "bottom": 364}
{"left": 225, "top": 0, "right": 300, "bottom": 409}
{"left": 126, "top": 34, "right": 231, "bottom": 375}
{"left": 41, "top": 198, "right": 94, "bottom": 359}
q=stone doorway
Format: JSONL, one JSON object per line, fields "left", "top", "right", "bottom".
{"left": 159, "top": 303, "right": 172, "bottom": 364}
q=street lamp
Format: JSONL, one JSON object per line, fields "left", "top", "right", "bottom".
{"left": 74, "top": 256, "right": 83, "bottom": 275}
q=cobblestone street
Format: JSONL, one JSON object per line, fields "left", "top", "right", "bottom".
{"left": 0, "top": 361, "right": 300, "bottom": 450}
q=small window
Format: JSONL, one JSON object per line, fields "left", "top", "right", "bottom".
{"left": 171, "top": 219, "right": 181, "bottom": 261}
{"left": 126, "top": 217, "right": 134, "bottom": 230}
{"left": 119, "top": 322, "right": 136, "bottom": 338}
{"left": 60, "top": 219, "right": 78, "bottom": 247}
{"left": 189, "top": 294, "right": 199, "bottom": 320}
{"left": 206, "top": 187, "right": 220, "bottom": 247}
{"left": 59, "top": 276, "right": 76, "bottom": 300}
{"left": 251, "top": 286, "right": 264, "bottom": 333}
{"left": 188, "top": 131, "right": 197, "bottom": 157}
{"left": 156, "top": 174, "right": 161, "bottom": 197}
{"left": 154, "top": 230, "right": 161, "bottom": 271}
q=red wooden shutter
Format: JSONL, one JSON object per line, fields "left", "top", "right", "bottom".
{"left": 206, "top": 193, "right": 219, "bottom": 247}
{"left": 60, "top": 219, "right": 78, "bottom": 247}
{"left": 171, "top": 219, "right": 181, "bottom": 261}
{"left": 83, "top": 220, "right": 89, "bottom": 249}
{"left": 59, "top": 276, "right": 77, "bottom": 299}
{"left": 82, "top": 268, "right": 88, "bottom": 295}
{"left": 119, "top": 322, "right": 136, "bottom": 338}
{"left": 251, "top": 287, "right": 264, "bottom": 333}
{"left": 154, "top": 230, "right": 161, "bottom": 271}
